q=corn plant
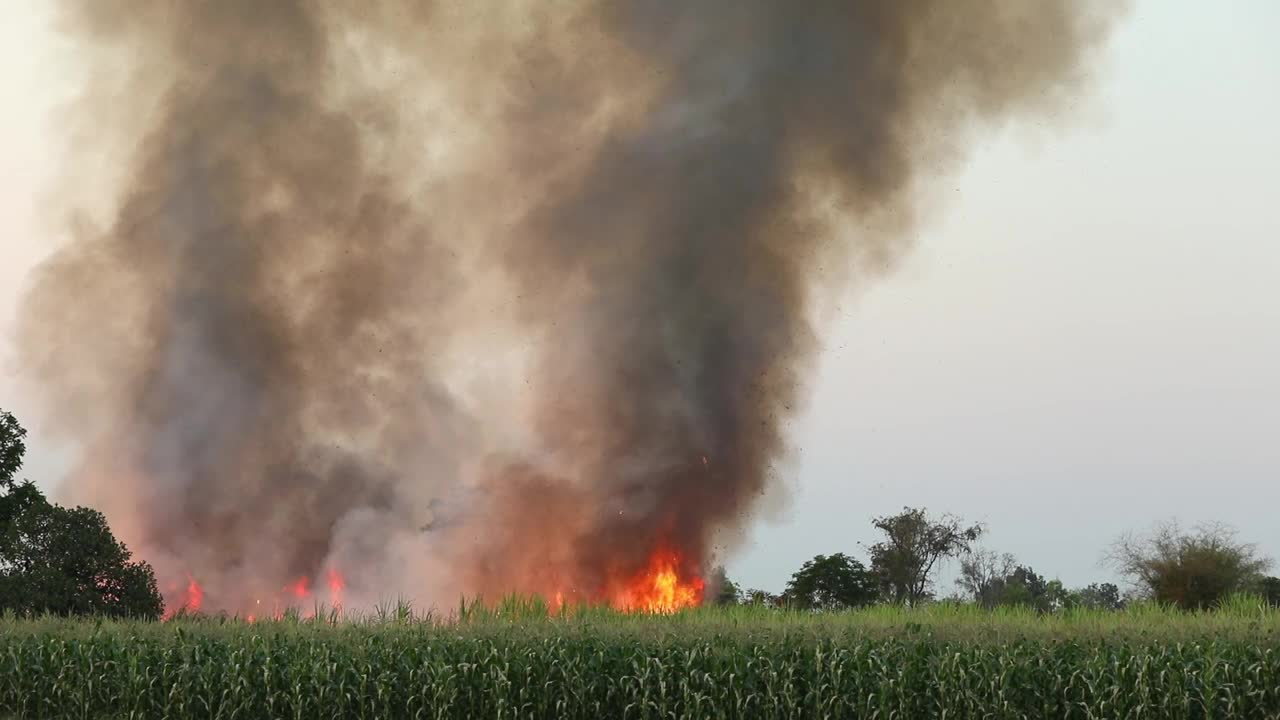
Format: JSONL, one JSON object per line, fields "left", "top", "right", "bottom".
{"left": 2, "top": 599, "right": 1278, "bottom": 719}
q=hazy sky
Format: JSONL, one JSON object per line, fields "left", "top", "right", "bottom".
{"left": 2, "top": 1, "right": 1277, "bottom": 596}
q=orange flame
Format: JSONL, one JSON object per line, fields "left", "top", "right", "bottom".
{"left": 162, "top": 567, "right": 347, "bottom": 621}
{"left": 185, "top": 577, "right": 204, "bottom": 612}
{"left": 162, "top": 575, "right": 205, "bottom": 619}
{"left": 612, "top": 548, "right": 704, "bottom": 614}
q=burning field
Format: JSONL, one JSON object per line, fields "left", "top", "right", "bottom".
{"left": 16, "top": 1, "right": 1124, "bottom": 616}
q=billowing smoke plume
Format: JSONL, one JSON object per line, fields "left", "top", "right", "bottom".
{"left": 17, "top": 1, "right": 1125, "bottom": 612}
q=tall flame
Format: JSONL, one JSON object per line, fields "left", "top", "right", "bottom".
{"left": 163, "top": 576, "right": 204, "bottom": 619}
{"left": 612, "top": 549, "right": 704, "bottom": 614}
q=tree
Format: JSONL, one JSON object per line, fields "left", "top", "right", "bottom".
{"left": 956, "top": 549, "right": 1052, "bottom": 612}
{"left": 708, "top": 566, "right": 741, "bottom": 605}
{"left": 1068, "top": 582, "right": 1125, "bottom": 611}
{"left": 1043, "top": 580, "right": 1074, "bottom": 612}
{"left": 1, "top": 409, "right": 26, "bottom": 490}
{"left": 1000, "top": 565, "right": 1051, "bottom": 611}
{"left": 868, "top": 507, "right": 983, "bottom": 605}
{"left": 0, "top": 409, "right": 164, "bottom": 619}
{"left": 783, "top": 553, "right": 877, "bottom": 610}
{"left": 956, "top": 549, "right": 1016, "bottom": 608}
{"left": 1107, "top": 520, "right": 1273, "bottom": 611}
{"left": 1252, "top": 576, "right": 1280, "bottom": 608}
{"left": 743, "top": 588, "right": 782, "bottom": 607}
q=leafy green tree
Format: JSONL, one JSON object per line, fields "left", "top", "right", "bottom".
{"left": 783, "top": 553, "right": 877, "bottom": 610}
{"left": 708, "top": 566, "right": 741, "bottom": 605}
{"left": 868, "top": 507, "right": 983, "bottom": 605}
{"left": 1253, "top": 576, "right": 1280, "bottom": 608}
{"left": 956, "top": 549, "right": 1052, "bottom": 611}
{"left": 1002, "top": 565, "right": 1050, "bottom": 611}
{"left": 1107, "top": 520, "right": 1272, "bottom": 611}
{"left": 1044, "top": 580, "right": 1072, "bottom": 611}
{"left": 1, "top": 409, "right": 26, "bottom": 490}
{"left": 743, "top": 588, "right": 781, "bottom": 607}
{"left": 0, "top": 409, "right": 163, "bottom": 619}
{"left": 1068, "top": 582, "right": 1126, "bottom": 611}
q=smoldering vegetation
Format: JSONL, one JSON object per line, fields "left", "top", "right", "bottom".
{"left": 16, "top": 1, "right": 1127, "bottom": 612}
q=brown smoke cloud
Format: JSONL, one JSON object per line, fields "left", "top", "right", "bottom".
{"left": 17, "top": 1, "right": 1127, "bottom": 612}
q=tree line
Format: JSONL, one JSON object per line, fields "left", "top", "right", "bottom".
{"left": 712, "top": 506, "right": 1280, "bottom": 612}
{"left": 4, "top": 407, "right": 1278, "bottom": 619}
{"left": 1, "top": 409, "right": 163, "bottom": 618}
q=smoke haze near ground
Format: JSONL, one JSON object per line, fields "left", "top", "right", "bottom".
{"left": 16, "top": 1, "right": 1126, "bottom": 612}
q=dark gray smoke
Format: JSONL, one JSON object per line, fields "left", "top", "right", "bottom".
{"left": 18, "top": 1, "right": 1126, "bottom": 612}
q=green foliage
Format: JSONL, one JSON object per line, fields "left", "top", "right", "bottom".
{"left": 957, "top": 550, "right": 1055, "bottom": 612}
{"left": 1068, "top": 582, "right": 1126, "bottom": 611}
{"left": 783, "top": 553, "right": 877, "bottom": 610}
{"left": 1108, "top": 520, "right": 1273, "bottom": 611}
{"left": 2, "top": 602, "right": 1280, "bottom": 719}
{"left": 742, "top": 588, "right": 780, "bottom": 607}
{"left": 997, "top": 565, "right": 1050, "bottom": 611}
{"left": 0, "top": 408, "right": 163, "bottom": 620}
{"left": 0, "top": 409, "right": 26, "bottom": 490}
{"left": 868, "top": 506, "right": 983, "bottom": 605}
{"left": 0, "top": 482, "right": 164, "bottom": 620}
{"left": 1258, "top": 576, "right": 1280, "bottom": 608}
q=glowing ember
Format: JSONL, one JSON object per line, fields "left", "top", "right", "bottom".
{"left": 613, "top": 548, "right": 704, "bottom": 614}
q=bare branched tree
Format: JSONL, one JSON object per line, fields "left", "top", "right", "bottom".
{"left": 956, "top": 549, "right": 1017, "bottom": 607}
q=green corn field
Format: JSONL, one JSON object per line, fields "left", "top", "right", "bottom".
{"left": 3, "top": 597, "right": 1280, "bottom": 719}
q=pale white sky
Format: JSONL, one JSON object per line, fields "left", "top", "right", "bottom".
{"left": 2, "top": 1, "right": 1278, "bottom": 595}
